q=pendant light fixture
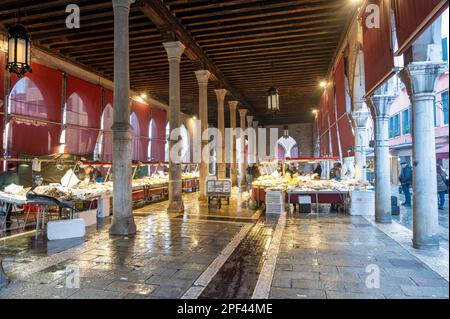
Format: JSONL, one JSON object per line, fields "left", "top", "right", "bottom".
{"left": 267, "top": 61, "right": 279, "bottom": 113}
{"left": 283, "top": 125, "right": 289, "bottom": 138}
{"left": 6, "top": 9, "right": 32, "bottom": 78}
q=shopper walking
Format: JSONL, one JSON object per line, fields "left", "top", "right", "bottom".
{"left": 437, "top": 165, "right": 448, "bottom": 210}
{"left": 399, "top": 161, "right": 412, "bottom": 207}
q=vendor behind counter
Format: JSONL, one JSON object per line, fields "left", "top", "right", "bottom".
{"left": 75, "top": 165, "right": 103, "bottom": 183}
{"left": 0, "top": 163, "right": 20, "bottom": 191}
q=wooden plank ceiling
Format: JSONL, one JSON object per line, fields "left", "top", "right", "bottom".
{"left": 0, "top": 0, "right": 357, "bottom": 125}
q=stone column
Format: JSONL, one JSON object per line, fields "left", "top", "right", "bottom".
{"left": 351, "top": 110, "right": 370, "bottom": 182}
{"left": 195, "top": 70, "right": 211, "bottom": 201}
{"left": 400, "top": 62, "right": 446, "bottom": 250}
{"left": 239, "top": 109, "right": 248, "bottom": 190}
{"left": 229, "top": 101, "right": 239, "bottom": 186}
{"left": 369, "top": 94, "right": 395, "bottom": 224}
{"left": 253, "top": 120, "right": 259, "bottom": 163}
{"left": 109, "top": 0, "right": 136, "bottom": 235}
{"left": 246, "top": 115, "right": 254, "bottom": 165}
{"left": 215, "top": 89, "right": 227, "bottom": 179}
{"left": 164, "top": 41, "right": 185, "bottom": 213}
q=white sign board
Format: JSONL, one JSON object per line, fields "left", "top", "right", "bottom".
{"left": 206, "top": 179, "right": 231, "bottom": 196}
{"left": 266, "top": 190, "right": 284, "bottom": 214}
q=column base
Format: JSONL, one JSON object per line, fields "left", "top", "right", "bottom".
{"left": 375, "top": 216, "right": 392, "bottom": 224}
{"left": 109, "top": 216, "right": 137, "bottom": 236}
{"left": 167, "top": 200, "right": 185, "bottom": 213}
{"left": 413, "top": 236, "right": 440, "bottom": 251}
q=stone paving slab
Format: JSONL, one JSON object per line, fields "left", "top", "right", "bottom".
{"left": 1, "top": 191, "right": 448, "bottom": 299}
{"left": 268, "top": 213, "right": 449, "bottom": 299}
{"left": 0, "top": 192, "right": 249, "bottom": 299}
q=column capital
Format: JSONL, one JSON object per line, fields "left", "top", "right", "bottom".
{"left": 368, "top": 94, "right": 395, "bottom": 118}
{"left": 399, "top": 61, "right": 447, "bottom": 97}
{"left": 352, "top": 98, "right": 366, "bottom": 112}
{"left": 351, "top": 110, "right": 370, "bottom": 128}
{"left": 228, "top": 100, "right": 239, "bottom": 110}
{"left": 112, "top": 0, "right": 135, "bottom": 9}
{"left": 195, "top": 70, "right": 211, "bottom": 85}
{"left": 214, "top": 89, "right": 227, "bottom": 104}
{"left": 163, "top": 41, "right": 185, "bottom": 62}
{"left": 238, "top": 109, "right": 247, "bottom": 118}
{"left": 246, "top": 115, "right": 253, "bottom": 127}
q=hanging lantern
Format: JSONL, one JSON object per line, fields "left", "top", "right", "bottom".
{"left": 267, "top": 87, "right": 279, "bottom": 112}
{"left": 283, "top": 125, "right": 289, "bottom": 138}
{"left": 6, "top": 23, "right": 32, "bottom": 78}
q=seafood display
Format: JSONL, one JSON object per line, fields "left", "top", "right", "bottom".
{"left": 252, "top": 174, "right": 370, "bottom": 192}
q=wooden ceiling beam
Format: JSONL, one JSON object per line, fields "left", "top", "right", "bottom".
{"left": 0, "top": 1, "right": 113, "bottom": 24}
{"left": 138, "top": 0, "right": 258, "bottom": 120}
{"left": 183, "top": 2, "right": 342, "bottom": 26}
{"left": 190, "top": 16, "right": 342, "bottom": 38}
{"left": 185, "top": 11, "right": 340, "bottom": 33}
{"left": 175, "top": 0, "right": 326, "bottom": 20}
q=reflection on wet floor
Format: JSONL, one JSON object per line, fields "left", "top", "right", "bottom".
{"left": 0, "top": 189, "right": 448, "bottom": 299}
{"left": 199, "top": 214, "right": 279, "bottom": 299}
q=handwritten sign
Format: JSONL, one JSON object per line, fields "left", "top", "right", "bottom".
{"left": 206, "top": 180, "right": 231, "bottom": 196}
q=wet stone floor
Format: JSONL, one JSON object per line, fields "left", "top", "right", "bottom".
{"left": 271, "top": 213, "right": 449, "bottom": 299}
{"left": 391, "top": 187, "right": 449, "bottom": 250}
{"left": 0, "top": 190, "right": 448, "bottom": 299}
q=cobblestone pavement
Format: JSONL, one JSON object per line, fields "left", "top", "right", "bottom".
{"left": 270, "top": 212, "right": 449, "bottom": 299}
{"left": 391, "top": 187, "right": 449, "bottom": 250}
{"left": 0, "top": 191, "right": 250, "bottom": 299}
{"left": 0, "top": 190, "right": 448, "bottom": 299}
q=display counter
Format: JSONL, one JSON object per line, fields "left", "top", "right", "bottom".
{"left": 250, "top": 173, "right": 371, "bottom": 213}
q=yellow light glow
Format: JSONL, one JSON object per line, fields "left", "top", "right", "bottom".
{"left": 319, "top": 81, "right": 327, "bottom": 88}
{"left": 140, "top": 93, "right": 147, "bottom": 99}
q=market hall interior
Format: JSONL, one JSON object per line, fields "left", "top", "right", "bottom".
{"left": 0, "top": 0, "right": 448, "bottom": 299}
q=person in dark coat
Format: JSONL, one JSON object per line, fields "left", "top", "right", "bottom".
{"left": 399, "top": 161, "right": 413, "bottom": 207}
{"left": 437, "top": 165, "right": 448, "bottom": 210}
{"left": 313, "top": 164, "right": 322, "bottom": 178}
{"left": 329, "top": 162, "right": 342, "bottom": 181}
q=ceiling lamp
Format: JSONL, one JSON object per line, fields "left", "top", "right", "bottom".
{"left": 267, "top": 87, "right": 279, "bottom": 113}
{"left": 283, "top": 125, "right": 289, "bottom": 138}
{"left": 6, "top": 23, "right": 32, "bottom": 78}
{"left": 267, "top": 61, "right": 279, "bottom": 113}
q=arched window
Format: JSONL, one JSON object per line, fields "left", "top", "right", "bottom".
{"left": 276, "top": 143, "right": 286, "bottom": 160}
{"left": 165, "top": 122, "right": 170, "bottom": 162}
{"left": 276, "top": 136, "right": 298, "bottom": 159}
{"left": 94, "top": 104, "right": 113, "bottom": 160}
{"left": 148, "top": 119, "right": 154, "bottom": 161}
{"left": 61, "top": 92, "right": 94, "bottom": 155}
{"left": 6, "top": 77, "right": 59, "bottom": 155}
{"left": 164, "top": 122, "right": 190, "bottom": 162}
{"left": 130, "top": 112, "right": 141, "bottom": 161}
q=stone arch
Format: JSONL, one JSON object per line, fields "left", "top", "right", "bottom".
{"left": 276, "top": 136, "right": 298, "bottom": 159}
{"left": 164, "top": 122, "right": 190, "bottom": 163}
{"left": 130, "top": 112, "right": 140, "bottom": 161}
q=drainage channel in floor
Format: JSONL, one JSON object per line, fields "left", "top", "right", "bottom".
{"left": 172, "top": 215, "right": 257, "bottom": 223}
{"left": 198, "top": 214, "right": 279, "bottom": 299}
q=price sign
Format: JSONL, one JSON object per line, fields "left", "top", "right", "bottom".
{"left": 206, "top": 179, "right": 231, "bottom": 196}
